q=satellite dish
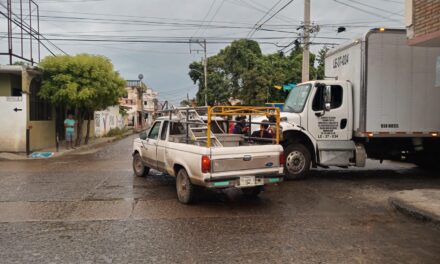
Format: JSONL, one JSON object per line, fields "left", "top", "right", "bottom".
{"left": 138, "top": 74, "right": 144, "bottom": 80}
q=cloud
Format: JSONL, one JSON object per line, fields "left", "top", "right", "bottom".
{"left": 0, "top": 0, "right": 404, "bottom": 105}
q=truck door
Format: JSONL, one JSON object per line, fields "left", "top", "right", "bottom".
{"left": 307, "top": 83, "right": 351, "bottom": 141}
{"left": 156, "top": 121, "right": 169, "bottom": 173}
{"left": 142, "top": 121, "right": 161, "bottom": 169}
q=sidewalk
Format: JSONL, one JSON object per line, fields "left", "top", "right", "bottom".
{"left": 0, "top": 130, "right": 134, "bottom": 161}
{"left": 389, "top": 189, "right": 440, "bottom": 226}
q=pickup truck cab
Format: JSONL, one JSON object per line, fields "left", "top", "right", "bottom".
{"left": 132, "top": 107, "right": 284, "bottom": 204}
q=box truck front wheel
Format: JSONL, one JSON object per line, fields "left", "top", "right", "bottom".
{"left": 284, "top": 144, "right": 311, "bottom": 180}
{"left": 176, "top": 168, "right": 196, "bottom": 204}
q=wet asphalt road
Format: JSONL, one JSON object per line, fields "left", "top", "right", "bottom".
{"left": 1, "top": 135, "right": 440, "bottom": 263}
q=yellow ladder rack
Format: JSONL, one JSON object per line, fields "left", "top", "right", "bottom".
{"left": 206, "top": 106, "right": 281, "bottom": 147}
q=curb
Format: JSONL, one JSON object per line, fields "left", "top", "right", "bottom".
{"left": 54, "top": 131, "right": 135, "bottom": 158}
{"left": 0, "top": 131, "right": 135, "bottom": 161}
{"left": 389, "top": 197, "right": 440, "bottom": 226}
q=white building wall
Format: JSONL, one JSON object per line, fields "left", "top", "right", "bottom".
{"left": 94, "top": 106, "right": 125, "bottom": 137}
{"left": 0, "top": 96, "right": 27, "bottom": 152}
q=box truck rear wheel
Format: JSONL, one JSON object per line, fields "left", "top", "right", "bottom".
{"left": 133, "top": 153, "right": 150, "bottom": 177}
{"left": 284, "top": 143, "right": 311, "bottom": 180}
{"left": 176, "top": 168, "right": 196, "bottom": 204}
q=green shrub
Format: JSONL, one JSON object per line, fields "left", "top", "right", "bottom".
{"left": 105, "top": 127, "right": 128, "bottom": 137}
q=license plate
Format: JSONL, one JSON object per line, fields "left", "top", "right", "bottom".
{"left": 239, "top": 176, "right": 256, "bottom": 187}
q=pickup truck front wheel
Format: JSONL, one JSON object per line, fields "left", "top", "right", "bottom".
{"left": 284, "top": 143, "right": 311, "bottom": 180}
{"left": 176, "top": 168, "right": 196, "bottom": 204}
{"left": 133, "top": 153, "right": 150, "bottom": 177}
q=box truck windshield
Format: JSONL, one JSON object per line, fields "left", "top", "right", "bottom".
{"left": 283, "top": 84, "right": 312, "bottom": 113}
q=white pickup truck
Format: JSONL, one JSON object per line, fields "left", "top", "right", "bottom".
{"left": 132, "top": 108, "right": 284, "bottom": 204}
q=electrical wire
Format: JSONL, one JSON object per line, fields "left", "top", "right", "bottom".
{"left": 332, "top": 0, "right": 401, "bottom": 22}
{"left": 191, "top": 0, "right": 218, "bottom": 38}
{"left": 247, "top": 0, "right": 284, "bottom": 38}
{"left": 254, "top": 0, "right": 296, "bottom": 33}
{"left": 0, "top": 1, "right": 67, "bottom": 55}
{"left": 348, "top": 0, "right": 404, "bottom": 17}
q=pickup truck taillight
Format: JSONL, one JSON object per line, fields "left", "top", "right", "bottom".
{"left": 279, "top": 152, "right": 285, "bottom": 166}
{"left": 202, "top": 155, "right": 211, "bottom": 173}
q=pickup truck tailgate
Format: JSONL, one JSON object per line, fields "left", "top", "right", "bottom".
{"left": 210, "top": 145, "right": 283, "bottom": 173}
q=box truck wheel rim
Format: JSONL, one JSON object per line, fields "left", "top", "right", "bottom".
{"left": 286, "top": 150, "right": 306, "bottom": 173}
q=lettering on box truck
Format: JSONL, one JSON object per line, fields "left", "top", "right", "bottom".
{"left": 333, "top": 54, "right": 349, "bottom": 69}
{"left": 317, "top": 116, "right": 339, "bottom": 139}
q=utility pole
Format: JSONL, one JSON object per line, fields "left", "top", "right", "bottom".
{"left": 302, "top": 0, "right": 310, "bottom": 82}
{"left": 203, "top": 39, "right": 208, "bottom": 106}
{"left": 138, "top": 74, "right": 144, "bottom": 129}
{"left": 190, "top": 39, "right": 208, "bottom": 106}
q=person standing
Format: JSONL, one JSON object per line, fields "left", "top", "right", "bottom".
{"left": 64, "top": 113, "right": 76, "bottom": 149}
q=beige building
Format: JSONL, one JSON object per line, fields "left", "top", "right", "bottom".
{"left": 406, "top": 0, "right": 440, "bottom": 46}
{"left": 120, "top": 80, "right": 159, "bottom": 129}
{"left": 0, "top": 65, "right": 55, "bottom": 153}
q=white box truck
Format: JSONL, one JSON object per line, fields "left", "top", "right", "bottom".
{"left": 278, "top": 28, "right": 440, "bottom": 179}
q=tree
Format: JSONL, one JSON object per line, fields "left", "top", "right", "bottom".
{"left": 180, "top": 98, "right": 196, "bottom": 107}
{"left": 188, "top": 39, "right": 319, "bottom": 106}
{"left": 316, "top": 46, "right": 329, "bottom": 80}
{"left": 189, "top": 54, "right": 231, "bottom": 106}
{"left": 39, "top": 54, "right": 126, "bottom": 145}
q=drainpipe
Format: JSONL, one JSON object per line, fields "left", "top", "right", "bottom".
{"left": 26, "top": 127, "right": 30, "bottom": 156}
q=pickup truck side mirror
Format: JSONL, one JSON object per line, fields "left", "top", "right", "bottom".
{"left": 324, "top": 85, "right": 332, "bottom": 111}
{"left": 139, "top": 131, "right": 148, "bottom": 140}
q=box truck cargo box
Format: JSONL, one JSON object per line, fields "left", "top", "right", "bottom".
{"left": 325, "top": 29, "right": 440, "bottom": 136}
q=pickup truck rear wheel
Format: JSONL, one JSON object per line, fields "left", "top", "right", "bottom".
{"left": 284, "top": 143, "right": 311, "bottom": 180}
{"left": 133, "top": 153, "right": 150, "bottom": 177}
{"left": 176, "top": 168, "right": 196, "bottom": 204}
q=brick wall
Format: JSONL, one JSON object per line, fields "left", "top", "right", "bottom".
{"left": 413, "top": 0, "right": 440, "bottom": 37}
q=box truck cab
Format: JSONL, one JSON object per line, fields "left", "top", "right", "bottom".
{"left": 281, "top": 29, "right": 440, "bottom": 179}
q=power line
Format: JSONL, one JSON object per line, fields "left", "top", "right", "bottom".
{"left": 247, "top": 0, "right": 284, "bottom": 38}
{"left": 348, "top": 0, "right": 404, "bottom": 17}
{"left": 227, "top": 0, "right": 293, "bottom": 23}
{"left": 0, "top": 1, "right": 67, "bottom": 56}
{"left": 254, "top": 0, "right": 296, "bottom": 35}
{"left": 0, "top": 9, "right": 56, "bottom": 57}
{"left": 332, "top": 0, "right": 401, "bottom": 22}
{"left": 191, "top": 0, "right": 217, "bottom": 37}
{"left": 3, "top": 32, "right": 348, "bottom": 41}
{"left": 198, "top": 0, "right": 226, "bottom": 37}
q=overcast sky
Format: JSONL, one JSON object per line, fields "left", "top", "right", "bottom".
{"left": 0, "top": 0, "right": 405, "bottom": 105}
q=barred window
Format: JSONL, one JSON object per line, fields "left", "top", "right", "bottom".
{"left": 29, "top": 80, "right": 52, "bottom": 121}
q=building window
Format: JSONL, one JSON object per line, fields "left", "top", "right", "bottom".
{"left": 11, "top": 87, "right": 22, "bottom": 96}
{"left": 29, "top": 79, "right": 52, "bottom": 121}
{"left": 10, "top": 74, "right": 22, "bottom": 96}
